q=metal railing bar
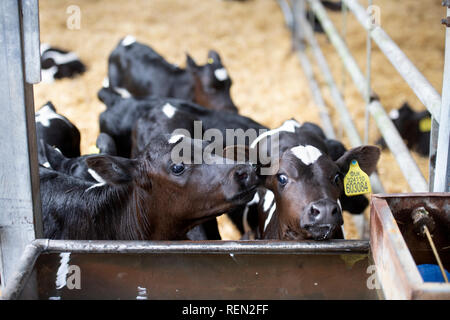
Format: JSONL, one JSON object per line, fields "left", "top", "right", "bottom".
{"left": 342, "top": 0, "right": 442, "bottom": 122}
{"left": 308, "top": 0, "right": 428, "bottom": 192}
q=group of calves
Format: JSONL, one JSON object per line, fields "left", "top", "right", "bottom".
{"left": 37, "top": 34, "right": 430, "bottom": 242}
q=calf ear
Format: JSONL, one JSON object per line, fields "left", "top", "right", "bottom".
{"left": 41, "top": 101, "right": 56, "bottom": 112}
{"left": 42, "top": 141, "right": 66, "bottom": 169}
{"left": 207, "top": 50, "right": 222, "bottom": 65}
{"left": 85, "top": 155, "right": 137, "bottom": 185}
{"left": 335, "top": 145, "right": 381, "bottom": 176}
{"left": 186, "top": 54, "right": 199, "bottom": 73}
{"left": 96, "top": 133, "right": 117, "bottom": 156}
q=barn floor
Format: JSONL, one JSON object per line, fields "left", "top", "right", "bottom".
{"left": 35, "top": 0, "right": 446, "bottom": 239}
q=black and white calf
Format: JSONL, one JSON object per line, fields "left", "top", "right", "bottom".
{"left": 35, "top": 101, "right": 81, "bottom": 165}
{"left": 40, "top": 44, "right": 86, "bottom": 82}
{"left": 377, "top": 102, "right": 431, "bottom": 156}
{"left": 40, "top": 134, "right": 259, "bottom": 240}
{"left": 246, "top": 121, "right": 380, "bottom": 241}
{"left": 107, "top": 36, "right": 237, "bottom": 112}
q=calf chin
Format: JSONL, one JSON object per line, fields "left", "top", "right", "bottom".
{"left": 303, "top": 224, "right": 341, "bottom": 241}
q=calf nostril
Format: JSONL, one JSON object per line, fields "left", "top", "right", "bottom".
{"left": 332, "top": 207, "right": 338, "bottom": 216}
{"left": 236, "top": 171, "right": 248, "bottom": 181}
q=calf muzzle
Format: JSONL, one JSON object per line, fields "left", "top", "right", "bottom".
{"left": 301, "top": 199, "right": 343, "bottom": 240}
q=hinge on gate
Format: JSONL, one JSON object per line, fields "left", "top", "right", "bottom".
{"left": 443, "top": 0, "right": 450, "bottom": 8}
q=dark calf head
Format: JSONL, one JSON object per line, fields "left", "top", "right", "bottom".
{"left": 263, "top": 135, "right": 380, "bottom": 240}
{"left": 85, "top": 134, "right": 259, "bottom": 239}
{"left": 377, "top": 102, "right": 431, "bottom": 155}
{"left": 186, "top": 50, "right": 237, "bottom": 113}
{"left": 41, "top": 134, "right": 118, "bottom": 182}
{"left": 41, "top": 141, "right": 94, "bottom": 182}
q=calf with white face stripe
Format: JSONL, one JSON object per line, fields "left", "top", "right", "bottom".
{"left": 258, "top": 128, "right": 380, "bottom": 241}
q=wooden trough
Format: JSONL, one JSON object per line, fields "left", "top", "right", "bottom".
{"left": 370, "top": 193, "right": 450, "bottom": 299}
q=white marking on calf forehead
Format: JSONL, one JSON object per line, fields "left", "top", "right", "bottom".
{"left": 168, "top": 134, "right": 184, "bottom": 144}
{"left": 250, "top": 119, "right": 301, "bottom": 149}
{"left": 42, "top": 50, "right": 80, "bottom": 65}
{"left": 290, "top": 145, "right": 323, "bottom": 166}
{"left": 113, "top": 87, "right": 132, "bottom": 98}
{"left": 162, "top": 103, "right": 176, "bottom": 118}
{"left": 86, "top": 169, "right": 106, "bottom": 192}
{"left": 389, "top": 109, "right": 400, "bottom": 120}
{"left": 263, "top": 190, "right": 275, "bottom": 212}
{"left": 264, "top": 202, "right": 277, "bottom": 232}
{"left": 87, "top": 169, "right": 106, "bottom": 184}
{"left": 121, "top": 35, "right": 136, "bottom": 46}
{"left": 214, "top": 68, "right": 228, "bottom": 81}
{"left": 35, "top": 104, "right": 68, "bottom": 127}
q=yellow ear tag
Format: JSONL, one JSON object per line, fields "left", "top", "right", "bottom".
{"left": 344, "top": 160, "right": 372, "bottom": 197}
{"left": 88, "top": 145, "right": 100, "bottom": 154}
{"left": 207, "top": 58, "right": 214, "bottom": 64}
{"left": 419, "top": 117, "right": 431, "bottom": 133}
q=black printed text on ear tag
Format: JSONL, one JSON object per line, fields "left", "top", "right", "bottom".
{"left": 344, "top": 160, "right": 372, "bottom": 196}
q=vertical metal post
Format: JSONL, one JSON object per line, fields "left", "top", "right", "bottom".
{"left": 0, "top": 0, "right": 42, "bottom": 290}
{"left": 434, "top": 7, "right": 450, "bottom": 192}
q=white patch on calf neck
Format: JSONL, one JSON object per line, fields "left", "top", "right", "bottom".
{"left": 264, "top": 202, "right": 276, "bottom": 232}
{"left": 290, "top": 145, "right": 322, "bottom": 166}
{"left": 263, "top": 190, "right": 275, "bottom": 212}
{"left": 42, "top": 162, "right": 51, "bottom": 168}
{"left": 214, "top": 68, "right": 228, "bottom": 81}
{"left": 247, "top": 192, "right": 260, "bottom": 206}
{"left": 121, "top": 35, "right": 136, "bottom": 46}
{"left": 389, "top": 109, "right": 400, "bottom": 120}
{"left": 162, "top": 103, "right": 176, "bottom": 118}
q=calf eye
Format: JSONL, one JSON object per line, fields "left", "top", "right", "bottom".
{"left": 333, "top": 173, "right": 342, "bottom": 185}
{"left": 170, "top": 163, "right": 185, "bottom": 175}
{"left": 277, "top": 173, "right": 288, "bottom": 186}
